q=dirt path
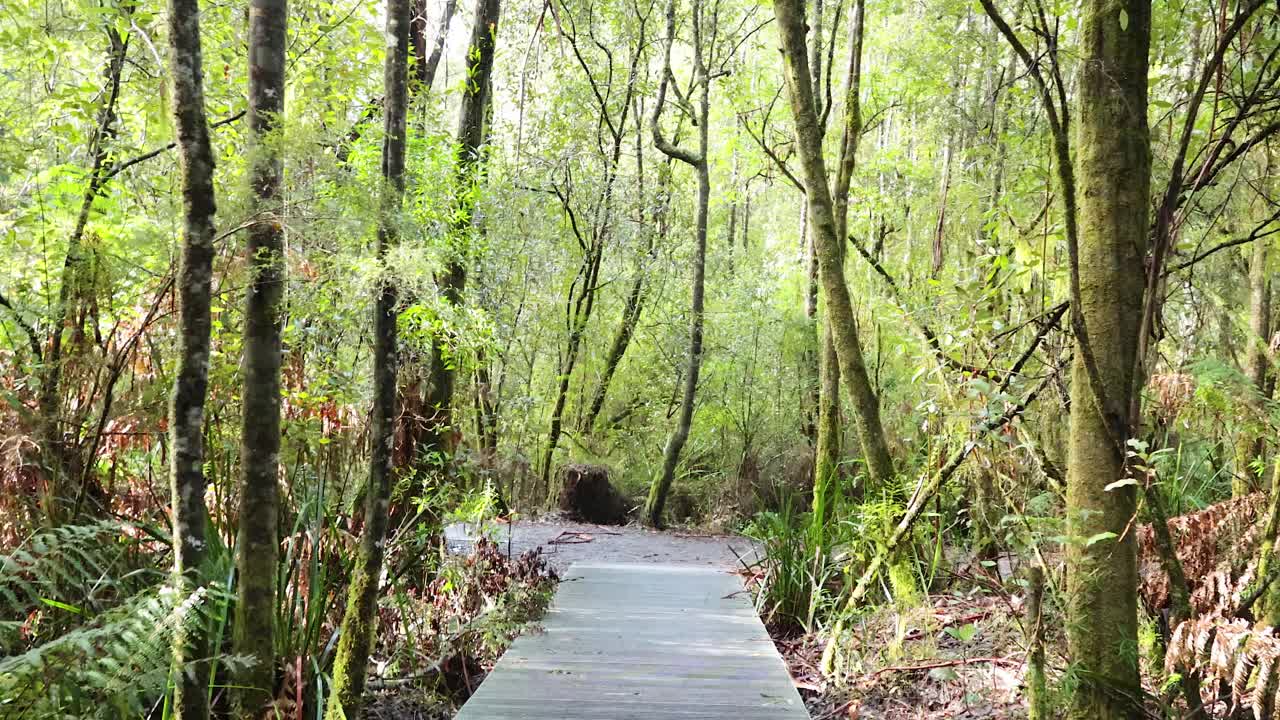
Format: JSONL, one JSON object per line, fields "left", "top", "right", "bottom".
{"left": 444, "top": 517, "right": 761, "bottom": 573}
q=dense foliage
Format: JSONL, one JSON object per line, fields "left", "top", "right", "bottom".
{"left": 3, "top": 0, "right": 1280, "bottom": 716}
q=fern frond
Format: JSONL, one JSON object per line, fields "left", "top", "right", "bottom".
{"left": 0, "top": 581, "right": 224, "bottom": 720}
{"left": 0, "top": 520, "right": 163, "bottom": 638}
{"left": 1168, "top": 617, "right": 1280, "bottom": 719}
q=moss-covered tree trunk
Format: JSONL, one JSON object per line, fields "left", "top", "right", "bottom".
{"left": 1236, "top": 185, "right": 1271, "bottom": 495}
{"left": 165, "top": 0, "right": 219, "bottom": 715}
{"left": 233, "top": 0, "right": 287, "bottom": 712}
{"left": 418, "top": 0, "right": 500, "bottom": 474}
{"left": 799, "top": 0, "right": 825, "bottom": 451}
{"left": 1065, "top": 0, "right": 1150, "bottom": 715}
{"left": 1256, "top": 452, "right": 1280, "bottom": 624}
{"left": 326, "top": 0, "right": 409, "bottom": 714}
{"left": 774, "top": 0, "right": 894, "bottom": 492}
{"left": 814, "top": 0, "right": 865, "bottom": 526}
{"left": 644, "top": 0, "right": 710, "bottom": 528}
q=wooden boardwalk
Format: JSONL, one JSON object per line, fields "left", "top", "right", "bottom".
{"left": 456, "top": 562, "right": 810, "bottom": 719}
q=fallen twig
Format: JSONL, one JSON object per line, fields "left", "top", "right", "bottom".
{"left": 813, "top": 700, "right": 855, "bottom": 720}
{"left": 548, "top": 531, "right": 595, "bottom": 544}
{"left": 729, "top": 542, "right": 763, "bottom": 574}
{"left": 867, "top": 656, "right": 1020, "bottom": 678}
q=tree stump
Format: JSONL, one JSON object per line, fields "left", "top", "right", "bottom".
{"left": 557, "top": 464, "right": 627, "bottom": 525}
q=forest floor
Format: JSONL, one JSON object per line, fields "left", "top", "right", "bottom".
{"left": 776, "top": 582, "right": 1031, "bottom": 719}
{"left": 749, "top": 543, "right": 1035, "bottom": 720}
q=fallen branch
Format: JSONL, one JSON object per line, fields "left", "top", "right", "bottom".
{"left": 813, "top": 700, "right": 855, "bottom": 720}
{"left": 843, "top": 362, "right": 1063, "bottom": 607}
{"left": 868, "top": 656, "right": 1020, "bottom": 678}
{"left": 548, "top": 531, "right": 595, "bottom": 544}
{"left": 849, "top": 235, "right": 1068, "bottom": 390}
{"left": 728, "top": 542, "right": 763, "bottom": 573}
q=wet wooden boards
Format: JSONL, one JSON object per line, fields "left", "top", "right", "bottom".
{"left": 456, "top": 561, "right": 810, "bottom": 720}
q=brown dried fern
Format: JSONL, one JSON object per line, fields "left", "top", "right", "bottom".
{"left": 1139, "top": 493, "right": 1265, "bottom": 615}
{"left": 1168, "top": 616, "right": 1280, "bottom": 719}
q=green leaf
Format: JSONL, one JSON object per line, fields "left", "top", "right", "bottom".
{"left": 1086, "top": 531, "right": 1118, "bottom": 547}
{"left": 1119, "top": 8, "right": 1129, "bottom": 30}
{"left": 944, "top": 623, "right": 979, "bottom": 643}
{"left": 39, "top": 597, "right": 83, "bottom": 615}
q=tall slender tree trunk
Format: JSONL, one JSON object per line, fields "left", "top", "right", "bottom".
{"left": 412, "top": 0, "right": 457, "bottom": 91}
{"left": 1236, "top": 172, "right": 1271, "bottom": 494}
{"left": 800, "top": 0, "right": 826, "bottom": 450}
{"left": 540, "top": 263, "right": 599, "bottom": 491}
{"left": 644, "top": 0, "right": 711, "bottom": 528}
{"left": 326, "top": 0, "right": 409, "bottom": 714}
{"left": 1065, "top": 0, "right": 1151, "bottom": 715}
{"left": 814, "top": 0, "right": 864, "bottom": 525}
{"left": 475, "top": 357, "right": 498, "bottom": 452}
{"left": 647, "top": 163, "right": 708, "bottom": 527}
{"left": 583, "top": 149, "right": 671, "bottom": 434}
{"left": 775, "top": 0, "right": 893, "bottom": 492}
{"left": 932, "top": 140, "right": 952, "bottom": 276}
{"left": 419, "top": 0, "right": 501, "bottom": 475}
{"left": 726, "top": 145, "right": 739, "bottom": 267}
{"left": 233, "top": 0, "right": 287, "bottom": 711}
{"left": 1256, "top": 439, "right": 1280, "bottom": 625}
{"left": 802, "top": 217, "right": 821, "bottom": 444}
{"left": 165, "top": 0, "right": 219, "bottom": 716}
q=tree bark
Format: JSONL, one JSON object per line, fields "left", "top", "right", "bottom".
{"left": 326, "top": 0, "right": 409, "bottom": 714}
{"left": 800, "top": 0, "right": 827, "bottom": 450}
{"left": 802, "top": 215, "right": 821, "bottom": 445}
{"left": 582, "top": 145, "right": 671, "bottom": 434}
{"left": 774, "top": 0, "right": 894, "bottom": 491}
{"left": 814, "top": 0, "right": 864, "bottom": 526}
{"left": 1236, "top": 178, "right": 1271, "bottom": 495}
{"left": 165, "top": 0, "right": 219, "bottom": 715}
{"left": 1256, "top": 449, "right": 1280, "bottom": 624}
{"left": 418, "top": 0, "right": 501, "bottom": 475}
{"left": 412, "top": 0, "right": 457, "bottom": 91}
{"left": 1025, "top": 566, "right": 1048, "bottom": 720}
{"left": 1064, "top": 0, "right": 1151, "bottom": 715}
{"left": 644, "top": 0, "right": 711, "bottom": 528}
{"left": 233, "top": 0, "right": 287, "bottom": 712}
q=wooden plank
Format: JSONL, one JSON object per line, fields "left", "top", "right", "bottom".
{"left": 457, "top": 562, "right": 809, "bottom": 719}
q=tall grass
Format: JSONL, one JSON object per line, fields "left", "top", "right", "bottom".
{"left": 744, "top": 497, "right": 836, "bottom": 633}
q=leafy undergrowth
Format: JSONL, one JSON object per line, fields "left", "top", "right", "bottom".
{"left": 363, "top": 539, "right": 558, "bottom": 719}
{"left": 767, "top": 574, "right": 1036, "bottom": 720}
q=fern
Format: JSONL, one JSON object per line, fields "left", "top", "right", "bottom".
{"left": 0, "top": 581, "right": 232, "bottom": 720}
{"left": 1168, "top": 616, "right": 1280, "bottom": 718}
{"left": 1138, "top": 492, "right": 1264, "bottom": 616}
{"left": 0, "top": 521, "right": 163, "bottom": 644}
